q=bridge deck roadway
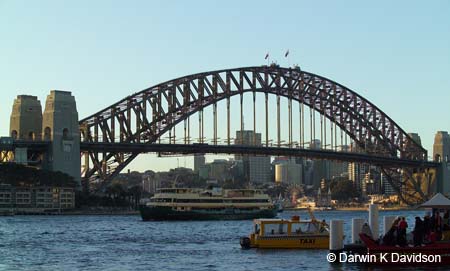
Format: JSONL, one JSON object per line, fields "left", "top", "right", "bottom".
{"left": 80, "top": 142, "right": 439, "bottom": 168}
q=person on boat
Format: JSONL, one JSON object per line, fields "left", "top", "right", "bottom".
{"left": 413, "top": 216, "right": 424, "bottom": 247}
{"left": 423, "top": 212, "right": 431, "bottom": 235}
{"left": 423, "top": 212, "right": 431, "bottom": 241}
{"left": 389, "top": 218, "right": 401, "bottom": 245}
{"left": 433, "top": 211, "right": 443, "bottom": 240}
{"left": 319, "top": 219, "right": 327, "bottom": 233}
{"left": 383, "top": 217, "right": 400, "bottom": 246}
{"left": 429, "top": 231, "right": 437, "bottom": 243}
{"left": 392, "top": 217, "right": 401, "bottom": 230}
{"left": 397, "top": 217, "right": 408, "bottom": 246}
{"left": 361, "top": 222, "right": 373, "bottom": 239}
{"left": 443, "top": 210, "right": 450, "bottom": 231}
{"left": 382, "top": 226, "right": 397, "bottom": 246}
{"left": 430, "top": 211, "right": 436, "bottom": 230}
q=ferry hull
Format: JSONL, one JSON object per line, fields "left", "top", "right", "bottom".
{"left": 139, "top": 205, "right": 277, "bottom": 221}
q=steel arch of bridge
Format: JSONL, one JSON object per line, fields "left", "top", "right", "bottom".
{"left": 79, "top": 66, "right": 430, "bottom": 201}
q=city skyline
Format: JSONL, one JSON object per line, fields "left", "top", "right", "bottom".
{"left": 2, "top": 2, "right": 450, "bottom": 270}
{"left": 1, "top": 0, "right": 450, "bottom": 172}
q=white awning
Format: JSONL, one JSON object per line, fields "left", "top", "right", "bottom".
{"left": 420, "top": 193, "right": 450, "bottom": 209}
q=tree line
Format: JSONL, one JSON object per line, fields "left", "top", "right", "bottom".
{"left": 0, "top": 163, "right": 77, "bottom": 187}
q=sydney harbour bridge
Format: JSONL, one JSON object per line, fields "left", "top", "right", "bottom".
{"left": 0, "top": 65, "right": 441, "bottom": 205}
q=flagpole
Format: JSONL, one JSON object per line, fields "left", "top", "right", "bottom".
{"left": 285, "top": 49, "right": 290, "bottom": 68}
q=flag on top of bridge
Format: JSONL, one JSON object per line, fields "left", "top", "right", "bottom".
{"left": 285, "top": 49, "right": 289, "bottom": 57}
{"left": 265, "top": 53, "right": 269, "bottom": 60}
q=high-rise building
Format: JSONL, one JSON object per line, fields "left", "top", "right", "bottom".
{"left": 310, "top": 139, "right": 321, "bottom": 150}
{"left": 405, "top": 133, "right": 423, "bottom": 160}
{"left": 348, "top": 162, "right": 369, "bottom": 194}
{"left": 329, "top": 162, "right": 347, "bottom": 179}
{"left": 209, "top": 159, "right": 231, "bottom": 181}
{"left": 234, "top": 130, "right": 271, "bottom": 184}
{"left": 329, "top": 145, "right": 350, "bottom": 179}
{"left": 194, "top": 154, "right": 205, "bottom": 172}
{"left": 274, "top": 158, "right": 302, "bottom": 185}
{"left": 316, "top": 187, "right": 332, "bottom": 207}
{"left": 234, "top": 130, "right": 262, "bottom": 160}
{"left": 309, "top": 139, "right": 329, "bottom": 188}
{"left": 198, "top": 164, "right": 210, "bottom": 180}
{"left": 381, "top": 172, "right": 396, "bottom": 195}
{"left": 364, "top": 168, "right": 382, "bottom": 195}
{"left": 302, "top": 160, "right": 314, "bottom": 186}
{"left": 249, "top": 156, "right": 271, "bottom": 184}
{"left": 235, "top": 130, "right": 262, "bottom": 146}
{"left": 142, "top": 172, "right": 161, "bottom": 194}
{"left": 408, "top": 133, "right": 422, "bottom": 146}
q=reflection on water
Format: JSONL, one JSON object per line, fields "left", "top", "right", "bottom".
{"left": 0, "top": 210, "right": 448, "bottom": 270}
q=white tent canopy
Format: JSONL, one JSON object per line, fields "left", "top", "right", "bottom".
{"left": 420, "top": 193, "right": 450, "bottom": 209}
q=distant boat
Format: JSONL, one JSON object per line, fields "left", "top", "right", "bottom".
{"left": 275, "top": 194, "right": 284, "bottom": 213}
{"left": 139, "top": 187, "right": 277, "bottom": 221}
{"left": 275, "top": 202, "right": 284, "bottom": 213}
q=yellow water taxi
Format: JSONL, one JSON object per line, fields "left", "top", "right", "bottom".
{"left": 240, "top": 210, "right": 329, "bottom": 249}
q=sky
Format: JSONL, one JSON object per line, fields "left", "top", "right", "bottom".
{"left": 1, "top": 0, "right": 449, "bottom": 172}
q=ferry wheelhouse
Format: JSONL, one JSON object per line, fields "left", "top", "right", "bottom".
{"left": 139, "top": 187, "right": 277, "bottom": 221}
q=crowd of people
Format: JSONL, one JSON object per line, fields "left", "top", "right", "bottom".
{"left": 381, "top": 210, "right": 450, "bottom": 247}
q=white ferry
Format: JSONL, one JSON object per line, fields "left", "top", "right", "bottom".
{"left": 139, "top": 187, "right": 277, "bottom": 221}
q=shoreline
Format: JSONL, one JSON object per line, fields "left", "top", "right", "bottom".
{"left": 62, "top": 210, "right": 140, "bottom": 215}
{"left": 333, "top": 207, "right": 413, "bottom": 211}
{"left": 1, "top": 209, "right": 140, "bottom": 216}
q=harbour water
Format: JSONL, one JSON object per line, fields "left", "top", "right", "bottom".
{"left": 0, "top": 210, "right": 446, "bottom": 271}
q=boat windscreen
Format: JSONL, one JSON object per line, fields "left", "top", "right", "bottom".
{"left": 291, "top": 223, "right": 313, "bottom": 233}
{"left": 263, "top": 223, "right": 288, "bottom": 235}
